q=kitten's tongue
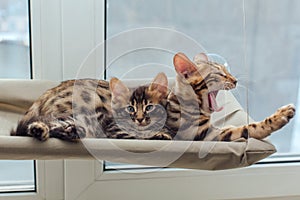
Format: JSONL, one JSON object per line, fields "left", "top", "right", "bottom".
{"left": 208, "top": 91, "right": 223, "bottom": 112}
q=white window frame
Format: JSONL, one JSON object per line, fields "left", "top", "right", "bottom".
{"left": 3, "top": 0, "right": 299, "bottom": 199}
{"left": 0, "top": 160, "right": 64, "bottom": 200}
{"left": 67, "top": 0, "right": 300, "bottom": 198}
{"left": 65, "top": 161, "right": 300, "bottom": 200}
{"left": 0, "top": 0, "right": 64, "bottom": 199}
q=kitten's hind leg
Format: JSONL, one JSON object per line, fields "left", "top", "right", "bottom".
{"left": 11, "top": 114, "right": 50, "bottom": 140}
{"left": 49, "top": 116, "right": 86, "bottom": 142}
{"left": 28, "top": 121, "right": 50, "bottom": 141}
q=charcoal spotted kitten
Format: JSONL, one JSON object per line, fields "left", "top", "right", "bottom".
{"left": 165, "top": 52, "right": 296, "bottom": 141}
{"left": 11, "top": 73, "right": 170, "bottom": 141}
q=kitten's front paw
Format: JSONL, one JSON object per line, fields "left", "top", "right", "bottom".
{"left": 28, "top": 122, "right": 50, "bottom": 141}
{"left": 149, "top": 132, "right": 172, "bottom": 140}
{"left": 64, "top": 124, "right": 86, "bottom": 141}
{"left": 115, "top": 133, "right": 136, "bottom": 139}
{"left": 50, "top": 118, "right": 86, "bottom": 142}
{"left": 277, "top": 104, "right": 296, "bottom": 123}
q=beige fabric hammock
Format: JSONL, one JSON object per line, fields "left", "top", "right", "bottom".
{"left": 0, "top": 80, "right": 276, "bottom": 170}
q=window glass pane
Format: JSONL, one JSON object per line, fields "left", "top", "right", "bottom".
{"left": 0, "top": 0, "right": 30, "bottom": 78}
{"left": 0, "top": 161, "right": 35, "bottom": 192}
{"left": 106, "top": 0, "right": 300, "bottom": 162}
{"left": 244, "top": 0, "right": 300, "bottom": 155}
{"left": 0, "top": 0, "right": 35, "bottom": 192}
{"left": 105, "top": 161, "right": 157, "bottom": 171}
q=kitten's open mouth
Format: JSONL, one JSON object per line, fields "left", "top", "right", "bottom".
{"left": 208, "top": 91, "right": 223, "bottom": 112}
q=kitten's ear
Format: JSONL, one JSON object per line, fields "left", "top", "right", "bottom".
{"left": 193, "top": 53, "right": 209, "bottom": 64}
{"left": 149, "top": 72, "right": 168, "bottom": 96}
{"left": 110, "top": 77, "right": 129, "bottom": 99}
{"left": 173, "top": 52, "right": 197, "bottom": 77}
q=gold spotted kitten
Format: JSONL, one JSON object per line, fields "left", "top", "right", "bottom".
{"left": 11, "top": 73, "right": 169, "bottom": 141}
{"left": 164, "top": 52, "right": 296, "bottom": 141}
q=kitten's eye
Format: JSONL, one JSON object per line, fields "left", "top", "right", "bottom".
{"left": 126, "top": 106, "right": 135, "bottom": 113}
{"left": 145, "top": 105, "right": 154, "bottom": 112}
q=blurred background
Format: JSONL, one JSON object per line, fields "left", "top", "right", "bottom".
{"left": 106, "top": 0, "right": 300, "bottom": 154}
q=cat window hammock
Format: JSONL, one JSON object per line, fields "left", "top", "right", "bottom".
{"left": 0, "top": 80, "right": 275, "bottom": 170}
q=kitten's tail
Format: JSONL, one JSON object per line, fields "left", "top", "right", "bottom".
{"left": 10, "top": 128, "right": 16, "bottom": 136}
{"left": 10, "top": 117, "right": 35, "bottom": 137}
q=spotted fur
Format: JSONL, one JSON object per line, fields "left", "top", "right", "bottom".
{"left": 166, "top": 52, "right": 296, "bottom": 141}
{"left": 11, "top": 73, "right": 170, "bottom": 141}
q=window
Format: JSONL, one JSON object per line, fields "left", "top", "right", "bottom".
{"left": 0, "top": 161, "right": 35, "bottom": 193}
{"left": 0, "top": 0, "right": 31, "bottom": 79}
{"left": 106, "top": 0, "right": 300, "bottom": 162}
{"left": 0, "top": 0, "right": 35, "bottom": 193}
{"left": 56, "top": 1, "right": 300, "bottom": 199}
{"left": 0, "top": 0, "right": 297, "bottom": 198}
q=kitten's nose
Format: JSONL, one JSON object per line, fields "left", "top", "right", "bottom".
{"left": 137, "top": 118, "right": 143, "bottom": 123}
{"left": 233, "top": 79, "right": 237, "bottom": 85}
